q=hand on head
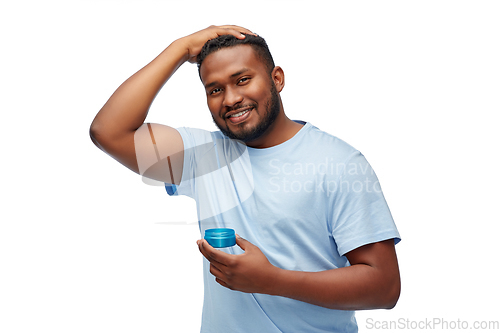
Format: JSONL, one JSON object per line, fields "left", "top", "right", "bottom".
{"left": 181, "top": 25, "right": 256, "bottom": 63}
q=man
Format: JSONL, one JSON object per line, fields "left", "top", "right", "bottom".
{"left": 90, "top": 25, "right": 401, "bottom": 332}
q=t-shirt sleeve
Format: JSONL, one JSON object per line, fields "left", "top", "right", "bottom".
{"left": 164, "top": 127, "right": 212, "bottom": 198}
{"left": 330, "top": 151, "right": 400, "bottom": 256}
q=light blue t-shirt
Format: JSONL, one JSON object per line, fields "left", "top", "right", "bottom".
{"left": 166, "top": 121, "right": 400, "bottom": 333}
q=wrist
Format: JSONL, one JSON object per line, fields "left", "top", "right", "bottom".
{"left": 266, "top": 266, "right": 287, "bottom": 296}
{"left": 169, "top": 38, "right": 191, "bottom": 63}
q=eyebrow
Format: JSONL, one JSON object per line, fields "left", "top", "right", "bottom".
{"left": 204, "top": 68, "right": 250, "bottom": 90}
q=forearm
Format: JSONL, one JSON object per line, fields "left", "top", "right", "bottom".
{"left": 90, "top": 25, "right": 254, "bottom": 143}
{"left": 198, "top": 235, "right": 400, "bottom": 311}
{"left": 90, "top": 39, "right": 189, "bottom": 139}
{"left": 270, "top": 264, "right": 400, "bottom": 311}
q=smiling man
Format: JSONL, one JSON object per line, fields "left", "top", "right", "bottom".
{"left": 90, "top": 25, "right": 401, "bottom": 333}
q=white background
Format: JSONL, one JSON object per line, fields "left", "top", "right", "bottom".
{"left": 1, "top": 0, "right": 499, "bottom": 332}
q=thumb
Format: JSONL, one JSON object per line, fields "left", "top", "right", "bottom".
{"left": 235, "top": 234, "right": 251, "bottom": 251}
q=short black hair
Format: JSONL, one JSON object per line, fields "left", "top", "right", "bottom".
{"left": 197, "top": 34, "right": 275, "bottom": 77}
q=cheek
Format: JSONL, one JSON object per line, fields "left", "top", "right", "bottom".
{"left": 207, "top": 99, "right": 220, "bottom": 116}
{"left": 249, "top": 80, "right": 273, "bottom": 102}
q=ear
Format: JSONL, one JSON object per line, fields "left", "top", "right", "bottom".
{"left": 271, "top": 66, "right": 285, "bottom": 93}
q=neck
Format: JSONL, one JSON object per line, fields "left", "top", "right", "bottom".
{"left": 245, "top": 109, "right": 304, "bottom": 149}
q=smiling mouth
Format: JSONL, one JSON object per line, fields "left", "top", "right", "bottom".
{"left": 226, "top": 107, "right": 253, "bottom": 124}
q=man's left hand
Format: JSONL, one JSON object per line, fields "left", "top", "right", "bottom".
{"left": 196, "top": 234, "right": 280, "bottom": 294}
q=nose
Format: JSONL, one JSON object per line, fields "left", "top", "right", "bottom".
{"left": 223, "top": 86, "right": 243, "bottom": 108}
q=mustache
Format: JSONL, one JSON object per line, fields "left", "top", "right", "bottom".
{"left": 224, "top": 103, "right": 257, "bottom": 116}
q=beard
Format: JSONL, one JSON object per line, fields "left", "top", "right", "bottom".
{"left": 212, "top": 83, "right": 280, "bottom": 143}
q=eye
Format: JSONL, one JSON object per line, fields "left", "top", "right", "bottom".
{"left": 209, "top": 87, "right": 222, "bottom": 95}
{"left": 238, "top": 77, "right": 250, "bottom": 84}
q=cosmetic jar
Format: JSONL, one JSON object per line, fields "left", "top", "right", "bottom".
{"left": 204, "top": 228, "right": 236, "bottom": 248}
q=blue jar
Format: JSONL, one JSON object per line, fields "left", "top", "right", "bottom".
{"left": 204, "top": 228, "right": 236, "bottom": 248}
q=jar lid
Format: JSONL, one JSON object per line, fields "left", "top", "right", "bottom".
{"left": 204, "top": 228, "right": 236, "bottom": 248}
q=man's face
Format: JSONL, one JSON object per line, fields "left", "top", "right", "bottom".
{"left": 199, "top": 45, "right": 281, "bottom": 143}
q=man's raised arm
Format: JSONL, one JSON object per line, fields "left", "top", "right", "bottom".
{"left": 89, "top": 25, "right": 253, "bottom": 183}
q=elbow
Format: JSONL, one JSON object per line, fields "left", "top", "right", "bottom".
{"left": 384, "top": 292, "right": 400, "bottom": 310}
{"left": 89, "top": 124, "right": 101, "bottom": 147}
{"left": 89, "top": 116, "right": 99, "bottom": 138}
{"left": 89, "top": 120, "right": 107, "bottom": 149}
{"left": 89, "top": 116, "right": 103, "bottom": 138}
{"left": 382, "top": 276, "right": 401, "bottom": 309}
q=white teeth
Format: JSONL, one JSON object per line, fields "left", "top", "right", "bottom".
{"left": 229, "top": 109, "right": 249, "bottom": 118}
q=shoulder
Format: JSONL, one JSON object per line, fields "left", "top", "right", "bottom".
{"left": 300, "top": 122, "right": 361, "bottom": 162}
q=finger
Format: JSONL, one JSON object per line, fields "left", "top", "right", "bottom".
{"left": 197, "top": 239, "right": 211, "bottom": 260}
{"left": 216, "top": 25, "right": 256, "bottom": 38}
{"left": 234, "top": 234, "right": 251, "bottom": 251}
{"left": 209, "top": 262, "right": 224, "bottom": 278}
{"left": 198, "top": 239, "right": 217, "bottom": 263}
{"left": 208, "top": 260, "right": 230, "bottom": 286}
{"left": 230, "top": 25, "right": 256, "bottom": 36}
{"left": 218, "top": 25, "right": 253, "bottom": 33}
{"left": 215, "top": 277, "right": 231, "bottom": 290}
{"left": 218, "top": 28, "right": 247, "bottom": 39}
{"left": 200, "top": 239, "right": 230, "bottom": 266}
